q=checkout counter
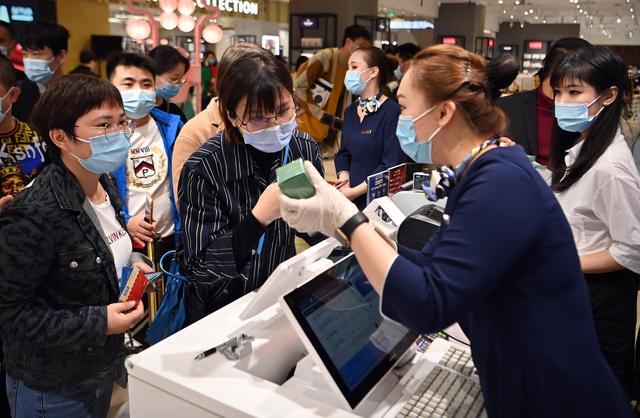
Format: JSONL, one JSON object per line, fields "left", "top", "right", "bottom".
{"left": 126, "top": 191, "right": 468, "bottom": 418}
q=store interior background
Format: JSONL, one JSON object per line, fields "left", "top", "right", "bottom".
{"left": 2, "top": 0, "right": 638, "bottom": 78}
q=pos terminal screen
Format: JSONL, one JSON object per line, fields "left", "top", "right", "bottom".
{"left": 283, "top": 255, "right": 417, "bottom": 408}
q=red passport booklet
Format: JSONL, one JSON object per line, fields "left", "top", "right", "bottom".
{"left": 119, "top": 267, "right": 149, "bottom": 303}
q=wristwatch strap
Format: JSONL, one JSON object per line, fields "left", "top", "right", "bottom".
{"left": 336, "top": 212, "right": 369, "bottom": 247}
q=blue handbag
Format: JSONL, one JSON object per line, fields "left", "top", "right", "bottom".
{"left": 146, "top": 250, "right": 188, "bottom": 345}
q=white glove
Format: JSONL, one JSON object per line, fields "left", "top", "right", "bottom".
{"left": 280, "top": 161, "right": 359, "bottom": 238}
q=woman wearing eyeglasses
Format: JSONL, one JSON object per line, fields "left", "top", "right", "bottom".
{"left": 149, "top": 45, "right": 190, "bottom": 123}
{"left": 178, "top": 48, "right": 324, "bottom": 324}
{"left": 0, "top": 74, "right": 153, "bottom": 418}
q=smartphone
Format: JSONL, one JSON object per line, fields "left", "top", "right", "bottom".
{"left": 144, "top": 193, "right": 154, "bottom": 224}
{"left": 413, "top": 172, "right": 430, "bottom": 191}
{"left": 277, "top": 159, "right": 316, "bottom": 199}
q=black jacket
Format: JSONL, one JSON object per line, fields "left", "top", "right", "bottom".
{"left": 498, "top": 90, "right": 538, "bottom": 156}
{"left": 69, "top": 65, "right": 98, "bottom": 77}
{"left": 0, "top": 163, "right": 128, "bottom": 393}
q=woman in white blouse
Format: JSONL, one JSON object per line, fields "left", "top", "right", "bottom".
{"left": 551, "top": 46, "right": 640, "bottom": 394}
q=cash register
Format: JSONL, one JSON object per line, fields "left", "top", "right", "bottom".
{"left": 126, "top": 199, "right": 482, "bottom": 418}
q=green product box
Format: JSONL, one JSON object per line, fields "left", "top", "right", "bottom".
{"left": 276, "top": 158, "right": 316, "bottom": 199}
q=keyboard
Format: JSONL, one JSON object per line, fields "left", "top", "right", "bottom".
{"left": 439, "top": 345, "right": 475, "bottom": 377}
{"left": 395, "top": 339, "right": 486, "bottom": 418}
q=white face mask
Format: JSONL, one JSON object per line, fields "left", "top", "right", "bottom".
{"left": 0, "top": 46, "right": 8, "bottom": 57}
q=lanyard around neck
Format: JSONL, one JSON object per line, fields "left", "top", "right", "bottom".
{"left": 256, "top": 143, "right": 290, "bottom": 255}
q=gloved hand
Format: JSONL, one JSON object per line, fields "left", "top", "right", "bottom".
{"left": 280, "top": 161, "right": 359, "bottom": 237}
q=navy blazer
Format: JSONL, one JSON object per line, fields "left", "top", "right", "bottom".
{"left": 381, "top": 146, "right": 632, "bottom": 418}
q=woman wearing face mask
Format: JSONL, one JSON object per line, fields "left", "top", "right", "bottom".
{"left": 551, "top": 46, "right": 640, "bottom": 395}
{"left": 335, "top": 46, "right": 407, "bottom": 209}
{"left": 279, "top": 45, "right": 633, "bottom": 417}
{"left": 149, "top": 45, "right": 190, "bottom": 123}
{"left": 178, "top": 49, "right": 324, "bottom": 325}
{"left": 0, "top": 74, "right": 153, "bottom": 418}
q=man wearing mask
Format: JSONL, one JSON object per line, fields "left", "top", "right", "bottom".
{"left": 294, "top": 24, "right": 372, "bottom": 158}
{"left": 499, "top": 37, "right": 591, "bottom": 167}
{"left": 0, "top": 22, "right": 22, "bottom": 76}
{"left": 388, "top": 42, "right": 420, "bottom": 98}
{"left": 13, "top": 22, "right": 69, "bottom": 123}
{"left": 0, "top": 55, "right": 44, "bottom": 199}
{"left": 148, "top": 45, "right": 190, "bottom": 123}
{"left": 107, "top": 53, "right": 183, "bottom": 260}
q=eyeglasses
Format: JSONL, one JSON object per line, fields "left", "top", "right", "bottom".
{"left": 75, "top": 119, "right": 135, "bottom": 139}
{"left": 160, "top": 75, "right": 187, "bottom": 86}
{"left": 240, "top": 106, "right": 298, "bottom": 133}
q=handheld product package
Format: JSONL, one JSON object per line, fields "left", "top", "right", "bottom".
{"left": 276, "top": 158, "right": 316, "bottom": 199}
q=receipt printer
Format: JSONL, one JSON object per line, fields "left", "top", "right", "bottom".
{"left": 397, "top": 204, "right": 444, "bottom": 250}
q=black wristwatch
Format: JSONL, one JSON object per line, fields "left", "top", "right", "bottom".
{"left": 336, "top": 212, "right": 369, "bottom": 247}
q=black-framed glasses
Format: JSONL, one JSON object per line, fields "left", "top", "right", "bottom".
{"left": 240, "top": 106, "right": 298, "bottom": 133}
{"left": 75, "top": 119, "right": 135, "bottom": 139}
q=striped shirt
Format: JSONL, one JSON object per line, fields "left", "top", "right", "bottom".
{"left": 178, "top": 129, "right": 324, "bottom": 293}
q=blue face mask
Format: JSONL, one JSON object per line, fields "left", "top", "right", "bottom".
{"left": 555, "top": 95, "right": 604, "bottom": 133}
{"left": 242, "top": 117, "right": 297, "bottom": 153}
{"left": 396, "top": 105, "right": 442, "bottom": 164}
{"left": 344, "top": 68, "right": 372, "bottom": 96}
{"left": 72, "top": 130, "right": 132, "bottom": 174}
{"left": 157, "top": 82, "right": 180, "bottom": 100}
{"left": 394, "top": 66, "right": 404, "bottom": 81}
{"left": 24, "top": 57, "right": 57, "bottom": 84}
{"left": 120, "top": 89, "right": 157, "bottom": 119}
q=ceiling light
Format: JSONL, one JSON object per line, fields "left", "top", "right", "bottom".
{"left": 503, "top": 9, "right": 507, "bottom": 14}
{"left": 631, "top": 8, "right": 634, "bottom": 12}
{"left": 524, "top": 10, "right": 529, "bottom": 15}
{"left": 520, "top": 22, "right": 525, "bottom": 28}
{"left": 534, "top": 15, "right": 539, "bottom": 20}
{"left": 515, "top": 0, "right": 520, "bottom": 4}
{"left": 510, "top": 14, "right": 514, "bottom": 19}
{"left": 617, "top": 17, "right": 622, "bottom": 23}
{"left": 498, "top": 0, "right": 503, "bottom": 3}
{"left": 529, "top": 8, "right": 533, "bottom": 13}
{"left": 543, "top": 19, "right": 547, "bottom": 23}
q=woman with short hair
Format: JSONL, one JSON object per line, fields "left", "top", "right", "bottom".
{"left": 179, "top": 48, "right": 324, "bottom": 324}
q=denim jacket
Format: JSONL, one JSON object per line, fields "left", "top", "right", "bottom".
{"left": 0, "top": 163, "right": 134, "bottom": 393}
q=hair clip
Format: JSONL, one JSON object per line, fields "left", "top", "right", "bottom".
{"left": 462, "top": 61, "right": 472, "bottom": 82}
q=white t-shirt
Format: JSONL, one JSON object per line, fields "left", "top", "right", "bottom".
{"left": 555, "top": 131, "right": 640, "bottom": 273}
{"left": 125, "top": 119, "right": 174, "bottom": 238}
{"left": 88, "top": 194, "right": 133, "bottom": 280}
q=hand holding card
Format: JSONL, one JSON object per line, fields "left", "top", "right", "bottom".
{"left": 119, "top": 266, "right": 163, "bottom": 303}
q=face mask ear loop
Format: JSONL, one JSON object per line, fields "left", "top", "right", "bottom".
{"left": 413, "top": 104, "right": 438, "bottom": 123}
{"left": 587, "top": 93, "right": 603, "bottom": 108}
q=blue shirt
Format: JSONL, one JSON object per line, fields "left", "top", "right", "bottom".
{"left": 334, "top": 98, "right": 408, "bottom": 209}
{"left": 381, "top": 146, "right": 632, "bottom": 418}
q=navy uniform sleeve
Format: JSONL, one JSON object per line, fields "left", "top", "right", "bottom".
{"left": 371, "top": 102, "right": 408, "bottom": 174}
{"left": 0, "top": 204, "right": 108, "bottom": 347}
{"left": 381, "top": 157, "right": 544, "bottom": 334}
